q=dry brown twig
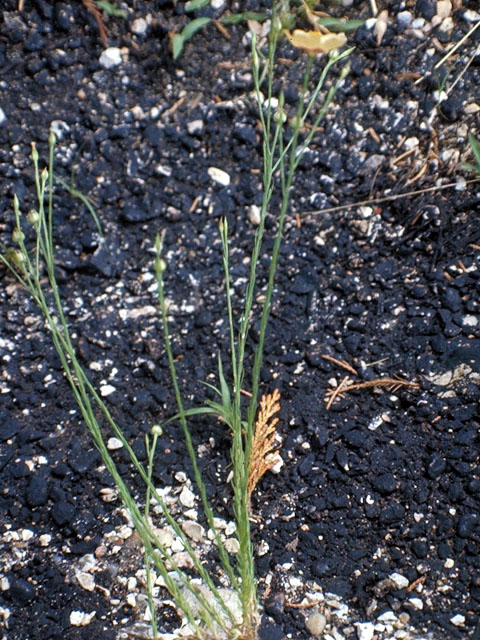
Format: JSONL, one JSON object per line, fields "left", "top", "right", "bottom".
{"left": 82, "top": 0, "right": 109, "bottom": 47}
{"left": 321, "top": 354, "right": 358, "bottom": 376}
{"left": 247, "top": 389, "right": 281, "bottom": 512}
{"left": 325, "top": 375, "right": 420, "bottom": 408}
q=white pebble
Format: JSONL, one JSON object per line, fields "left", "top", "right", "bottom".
{"left": 389, "top": 572, "right": 409, "bottom": 589}
{"left": 76, "top": 572, "right": 95, "bottom": 592}
{"left": 450, "top": 614, "right": 465, "bottom": 627}
{"left": 408, "top": 597, "right": 423, "bottom": 610}
{"left": 179, "top": 486, "right": 195, "bottom": 508}
{"left": 131, "top": 18, "right": 148, "bottom": 36}
{"left": 397, "top": 11, "right": 413, "bottom": 27}
{"left": 0, "top": 107, "right": 6, "bottom": 125}
{"left": 224, "top": 538, "right": 240, "bottom": 554}
{"left": 247, "top": 205, "right": 261, "bottom": 226}
{"left": 100, "top": 384, "right": 116, "bottom": 397}
{"left": 182, "top": 521, "right": 204, "bottom": 542}
{"left": 208, "top": 166, "right": 230, "bottom": 186}
{"left": 305, "top": 612, "right": 326, "bottom": 636}
{"left": 99, "top": 47, "right": 122, "bottom": 69}
{"left": 356, "top": 622, "right": 375, "bottom": 640}
{"left": 107, "top": 437, "right": 123, "bottom": 450}
{"left": 187, "top": 119, "right": 204, "bottom": 135}
{"left": 70, "top": 610, "right": 96, "bottom": 626}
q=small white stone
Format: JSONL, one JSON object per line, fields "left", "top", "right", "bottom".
{"left": 77, "top": 572, "right": 95, "bottom": 592}
{"left": 463, "top": 10, "right": 480, "bottom": 22}
{"left": 208, "top": 166, "right": 230, "bottom": 186}
{"left": 247, "top": 205, "right": 261, "bottom": 225}
{"left": 389, "top": 572, "right": 409, "bottom": 589}
{"left": 211, "top": 0, "right": 225, "bottom": 9}
{"left": 20, "top": 529, "right": 34, "bottom": 542}
{"left": 444, "top": 558, "right": 455, "bottom": 569}
{"left": 377, "top": 610, "right": 397, "bottom": 622}
{"left": 305, "top": 612, "right": 326, "bottom": 636}
{"left": 118, "top": 525, "right": 133, "bottom": 539}
{"left": 126, "top": 593, "right": 136, "bottom": 607}
{"left": 39, "top": 534, "right": 51, "bottom": 547}
{"left": 99, "top": 47, "right": 122, "bottom": 69}
{"left": 408, "top": 597, "right": 423, "bottom": 610}
{"left": 463, "top": 315, "right": 478, "bottom": 327}
{"left": 450, "top": 614, "right": 465, "bottom": 627}
{"left": 397, "top": 11, "right": 413, "bottom": 27}
{"left": 356, "top": 621, "right": 375, "bottom": 640}
{"left": 50, "top": 120, "right": 70, "bottom": 140}
{"left": 224, "top": 538, "right": 240, "bottom": 554}
{"left": 107, "top": 437, "right": 123, "bottom": 450}
{"left": 224, "top": 521, "right": 236, "bottom": 536}
{"left": 187, "top": 119, "right": 204, "bottom": 135}
{"left": 100, "top": 384, "right": 116, "bottom": 397}
{"left": 436, "top": 0, "right": 452, "bottom": 19}
{"left": 179, "top": 486, "right": 195, "bottom": 508}
{"left": 182, "top": 521, "right": 204, "bottom": 542}
{"left": 0, "top": 107, "right": 6, "bottom": 125}
{"left": 70, "top": 610, "right": 96, "bottom": 626}
{"left": 156, "top": 527, "right": 174, "bottom": 548}
{"left": 131, "top": 18, "right": 148, "bottom": 36}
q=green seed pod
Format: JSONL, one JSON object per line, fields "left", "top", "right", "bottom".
{"left": 27, "top": 209, "right": 40, "bottom": 226}
{"left": 6, "top": 248, "right": 26, "bottom": 268}
{"left": 156, "top": 258, "right": 167, "bottom": 274}
{"left": 289, "top": 115, "right": 304, "bottom": 130}
{"left": 151, "top": 424, "right": 163, "bottom": 437}
{"left": 30, "top": 142, "right": 38, "bottom": 163}
{"left": 12, "top": 229, "right": 25, "bottom": 244}
{"left": 273, "top": 107, "right": 287, "bottom": 124}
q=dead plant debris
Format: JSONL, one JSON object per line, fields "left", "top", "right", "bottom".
{"left": 247, "top": 389, "right": 281, "bottom": 512}
{"left": 325, "top": 375, "right": 420, "bottom": 409}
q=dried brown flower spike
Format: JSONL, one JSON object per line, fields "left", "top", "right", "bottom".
{"left": 247, "top": 390, "right": 281, "bottom": 513}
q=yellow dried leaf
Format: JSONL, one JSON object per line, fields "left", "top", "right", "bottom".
{"left": 287, "top": 29, "right": 347, "bottom": 54}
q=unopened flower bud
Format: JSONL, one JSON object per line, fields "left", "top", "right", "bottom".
{"left": 6, "top": 248, "right": 25, "bottom": 268}
{"left": 289, "top": 115, "right": 304, "bottom": 130}
{"left": 30, "top": 142, "right": 38, "bottom": 163}
{"left": 27, "top": 209, "right": 40, "bottom": 225}
{"left": 12, "top": 229, "right": 25, "bottom": 244}
{"left": 151, "top": 425, "right": 163, "bottom": 437}
{"left": 273, "top": 107, "right": 287, "bottom": 124}
{"left": 156, "top": 258, "right": 167, "bottom": 273}
{"left": 339, "top": 62, "right": 351, "bottom": 81}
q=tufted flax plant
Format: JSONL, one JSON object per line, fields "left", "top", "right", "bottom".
{"left": 0, "top": 3, "right": 353, "bottom": 638}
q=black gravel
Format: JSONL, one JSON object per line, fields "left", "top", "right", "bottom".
{"left": 1, "top": 0, "right": 480, "bottom": 639}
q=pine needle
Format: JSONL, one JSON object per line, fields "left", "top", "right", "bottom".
{"left": 247, "top": 390, "right": 281, "bottom": 512}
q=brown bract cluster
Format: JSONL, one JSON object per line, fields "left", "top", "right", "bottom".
{"left": 247, "top": 390, "right": 281, "bottom": 513}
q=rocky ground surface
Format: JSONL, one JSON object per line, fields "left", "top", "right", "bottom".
{"left": 1, "top": 0, "right": 480, "bottom": 639}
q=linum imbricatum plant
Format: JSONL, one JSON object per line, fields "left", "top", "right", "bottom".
{"left": 1, "top": 4, "right": 353, "bottom": 639}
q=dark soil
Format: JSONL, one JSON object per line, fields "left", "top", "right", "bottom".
{"left": 1, "top": 1, "right": 480, "bottom": 639}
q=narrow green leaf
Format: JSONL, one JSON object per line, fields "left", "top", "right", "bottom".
{"left": 185, "top": 0, "right": 211, "bottom": 11}
{"left": 217, "top": 353, "right": 231, "bottom": 412}
{"left": 316, "top": 17, "right": 365, "bottom": 32}
{"left": 181, "top": 17, "right": 211, "bottom": 42}
{"left": 468, "top": 134, "right": 480, "bottom": 171}
{"left": 221, "top": 12, "right": 268, "bottom": 25}
{"left": 95, "top": 0, "right": 126, "bottom": 18}
{"left": 172, "top": 33, "right": 185, "bottom": 60}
